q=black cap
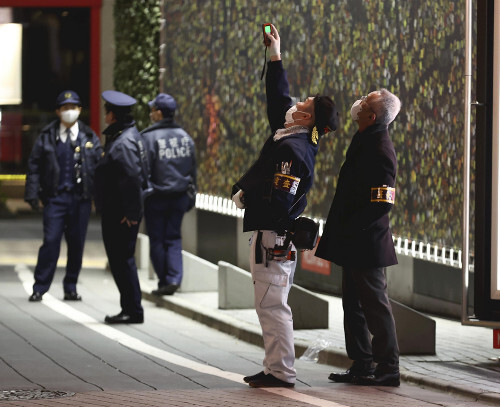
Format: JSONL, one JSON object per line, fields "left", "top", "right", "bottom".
{"left": 56, "top": 90, "right": 81, "bottom": 107}
{"left": 148, "top": 93, "right": 177, "bottom": 116}
{"left": 101, "top": 90, "right": 137, "bottom": 107}
{"left": 314, "top": 95, "right": 339, "bottom": 135}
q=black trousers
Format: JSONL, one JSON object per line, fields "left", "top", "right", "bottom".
{"left": 342, "top": 266, "right": 399, "bottom": 371}
{"left": 101, "top": 212, "right": 143, "bottom": 317}
{"left": 33, "top": 192, "right": 91, "bottom": 294}
{"left": 144, "top": 192, "right": 189, "bottom": 287}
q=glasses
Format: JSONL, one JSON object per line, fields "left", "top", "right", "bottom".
{"left": 360, "top": 95, "right": 375, "bottom": 114}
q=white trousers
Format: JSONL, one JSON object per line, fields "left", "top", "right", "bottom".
{"left": 249, "top": 230, "right": 297, "bottom": 383}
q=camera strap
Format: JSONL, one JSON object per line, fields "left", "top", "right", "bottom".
{"left": 260, "top": 47, "right": 268, "bottom": 80}
{"left": 255, "top": 231, "right": 263, "bottom": 264}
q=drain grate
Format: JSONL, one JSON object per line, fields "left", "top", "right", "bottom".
{"left": 0, "top": 389, "right": 75, "bottom": 401}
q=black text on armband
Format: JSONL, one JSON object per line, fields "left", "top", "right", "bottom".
{"left": 273, "top": 173, "right": 300, "bottom": 195}
{"left": 370, "top": 186, "right": 395, "bottom": 204}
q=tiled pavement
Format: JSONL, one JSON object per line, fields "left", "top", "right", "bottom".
{"left": 2, "top": 218, "right": 500, "bottom": 405}
{"left": 139, "top": 280, "right": 500, "bottom": 405}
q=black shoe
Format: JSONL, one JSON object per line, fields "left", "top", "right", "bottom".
{"left": 152, "top": 284, "right": 179, "bottom": 296}
{"left": 357, "top": 371, "right": 400, "bottom": 387}
{"left": 29, "top": 292, "right": 43, "bottom": 302}
{"left": 104, "top": 312, "right": 144, "bottom": 324}
{"left": 328, "top": 367, "right": 375, "bottom": 383}
{"left": 243, "top": 371, "right": 265, "bottom": 383}
{"left": 248, "top": 373, "right": 295, "bottom": 388}
{"left": 64, "top": 292, "right": 82, "bottom": 301}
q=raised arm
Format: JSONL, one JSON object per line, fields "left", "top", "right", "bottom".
{"left": 265, "top": 24, "right": 293, "bottom": 134}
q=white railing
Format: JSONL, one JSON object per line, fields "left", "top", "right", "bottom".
{"left": 196, "top": 193, "right": 245, "bottom": 218}
{"left": 392, "top": 235, "right": 469, "bottom": 269}
{"left": 195, "top": 193, "right": 468, "bottom": 269}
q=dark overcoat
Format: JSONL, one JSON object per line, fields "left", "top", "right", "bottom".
{"left": 315, "top": 123, "right": 398, "bottom": 268}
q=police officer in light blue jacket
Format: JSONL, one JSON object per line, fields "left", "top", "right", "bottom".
{"left": 141, "top": 93, "right": 196, "bottom": 296}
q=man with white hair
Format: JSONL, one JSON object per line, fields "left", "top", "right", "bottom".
{"left": 315, "top": 89, "right": 402, "bottom": 387}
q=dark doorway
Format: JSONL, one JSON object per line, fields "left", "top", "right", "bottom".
{"left": 0, "top": 6, "right": 91, "bottom": 172}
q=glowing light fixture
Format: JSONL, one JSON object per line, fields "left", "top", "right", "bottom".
{"left": 0, "top": 23, "right": 22, "bottom": 105}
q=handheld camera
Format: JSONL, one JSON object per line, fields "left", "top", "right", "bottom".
{"left": 262, "top": 23, "right": 272, "bottom": 46}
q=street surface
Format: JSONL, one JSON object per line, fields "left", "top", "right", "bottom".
{"left": 0, "top": 264, "right": 496, "bottom": 406}
{"left": 1, "top": 216, "right": 500, "bottom": 406}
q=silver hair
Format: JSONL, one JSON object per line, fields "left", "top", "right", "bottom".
{"left": 370, "top": 89, "right": 401, "bottom": 125}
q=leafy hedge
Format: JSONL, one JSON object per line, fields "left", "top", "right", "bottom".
{"left": 113, "top": 1, "right": 474, "bottom": 249}
{"left": 161, "top": 0, "right": 473, "bottom": 250}
{"left": 113, "top": 0, "right": 162, "bottom": 130}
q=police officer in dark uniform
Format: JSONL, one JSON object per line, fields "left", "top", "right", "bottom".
{"left": 95, "top": 90, "right": 145, "bottom": 324}
{"left": 25, "top": 90, "right": 102, "bottom": 302}
{"left": 315, "top": 90, "right": 401, "bottom": 386}
{"left": 141, "top": 93, "right": 196, "bottom": 296}
{"left": 232, "top": 25, "right": 338, "bottom": 388}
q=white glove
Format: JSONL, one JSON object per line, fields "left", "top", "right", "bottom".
{"left": 268, "top": 24, "right": 281, "bottom": 57}
{"left": 232, "top": 189, "right": 245, "bottom": 209}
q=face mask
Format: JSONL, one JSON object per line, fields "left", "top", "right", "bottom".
{"left": 350, "top": 99, "right": 363, "bottom": 121}
{"left": 284, "top": 105, "right": 308, "bottom": 126}
{"left": 284, "top": 105, "right": 297, "bottom": 125}
{"left": 61, "top": 109, "right": 80, "bottom": 124}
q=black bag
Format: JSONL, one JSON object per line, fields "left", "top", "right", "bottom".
{"left": 186, "top": 183, "right": 197, "bottom": 211}
{"left": 291, "top": 217, "right": 319, "bottom": 250}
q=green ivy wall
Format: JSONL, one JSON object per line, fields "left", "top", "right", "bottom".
{"left": 114, "top": 1, "right": 475, "bottom": 250}
{"left": 113, "top": 0, "right": 161, "bottom": 130}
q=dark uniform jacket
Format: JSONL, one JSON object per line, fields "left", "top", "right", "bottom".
{"left": 24, "top": 119, "right": 101, "bottom": 204}
{"left": 315, "top": 123, "right": 398, "bottom": 268}
{"left": 140, "top": 117, "right": 196, "bottom": 194}
{"left": 94, "top": 121, "right": 144, "bottom": 221}
{"left": 233, "top": 60, "right": 318, "bottom": 233}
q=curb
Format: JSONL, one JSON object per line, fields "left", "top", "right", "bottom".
{"left": 143, "top": 291, "right": 352, "bottom": 368}
{"left": 401, "top": 372, "right": 500, "bottom": 405}
{"left": 143, "top": 290, "right": 500, "bottom": 403}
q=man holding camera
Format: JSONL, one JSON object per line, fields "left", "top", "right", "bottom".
{"left": 232, "top": 24, "right": 338, "bottom": 388}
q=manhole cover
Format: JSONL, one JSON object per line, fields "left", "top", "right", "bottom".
{"left": 0, "top": 389, "right": 75, "bottom": 401}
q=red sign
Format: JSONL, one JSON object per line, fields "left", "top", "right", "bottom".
{"left": 300, "top": 239, "right": 331, "bottom": 275}
{"left": 0, "top": 112, "right": 22, "bottom": 163}
{"left": 493, "top": 329, "right": 500, "bottom": 349}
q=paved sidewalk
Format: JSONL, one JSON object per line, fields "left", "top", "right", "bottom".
{"left": 2, "top": 217, "right": 500, "bottom": 405}
{"left": 139, "top": 274, "right": 500, "bottom": 405}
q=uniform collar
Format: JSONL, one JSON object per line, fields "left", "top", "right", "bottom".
{"left": 348, "top": 123, "right": 389, "bottom": 156}
{"left": 103, "top": 121, "right": 135, "bottom": 138}
{"left": 142, "top": 117, "right": 180, "bottom": 133}
{"left": 58, "top": 121, "right": 79, "bottom": 143}
{"left": 273, "top": 125, "right": 310, "bottom": 142}
{"left": 359, "top": 123, "right": 388, "bottom": 136}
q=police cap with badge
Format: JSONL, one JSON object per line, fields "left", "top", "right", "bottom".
{"left": 102, "top": 90, "right": 137, "bottom": 121}
{"left": 56, "top": 90, "right": 81, "bottom": 107}
{"left": 148, "top": 93, "right": 177, "bottom": 118}
{"left": 310, "top": 95, "right": 339, "bottom": 145}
